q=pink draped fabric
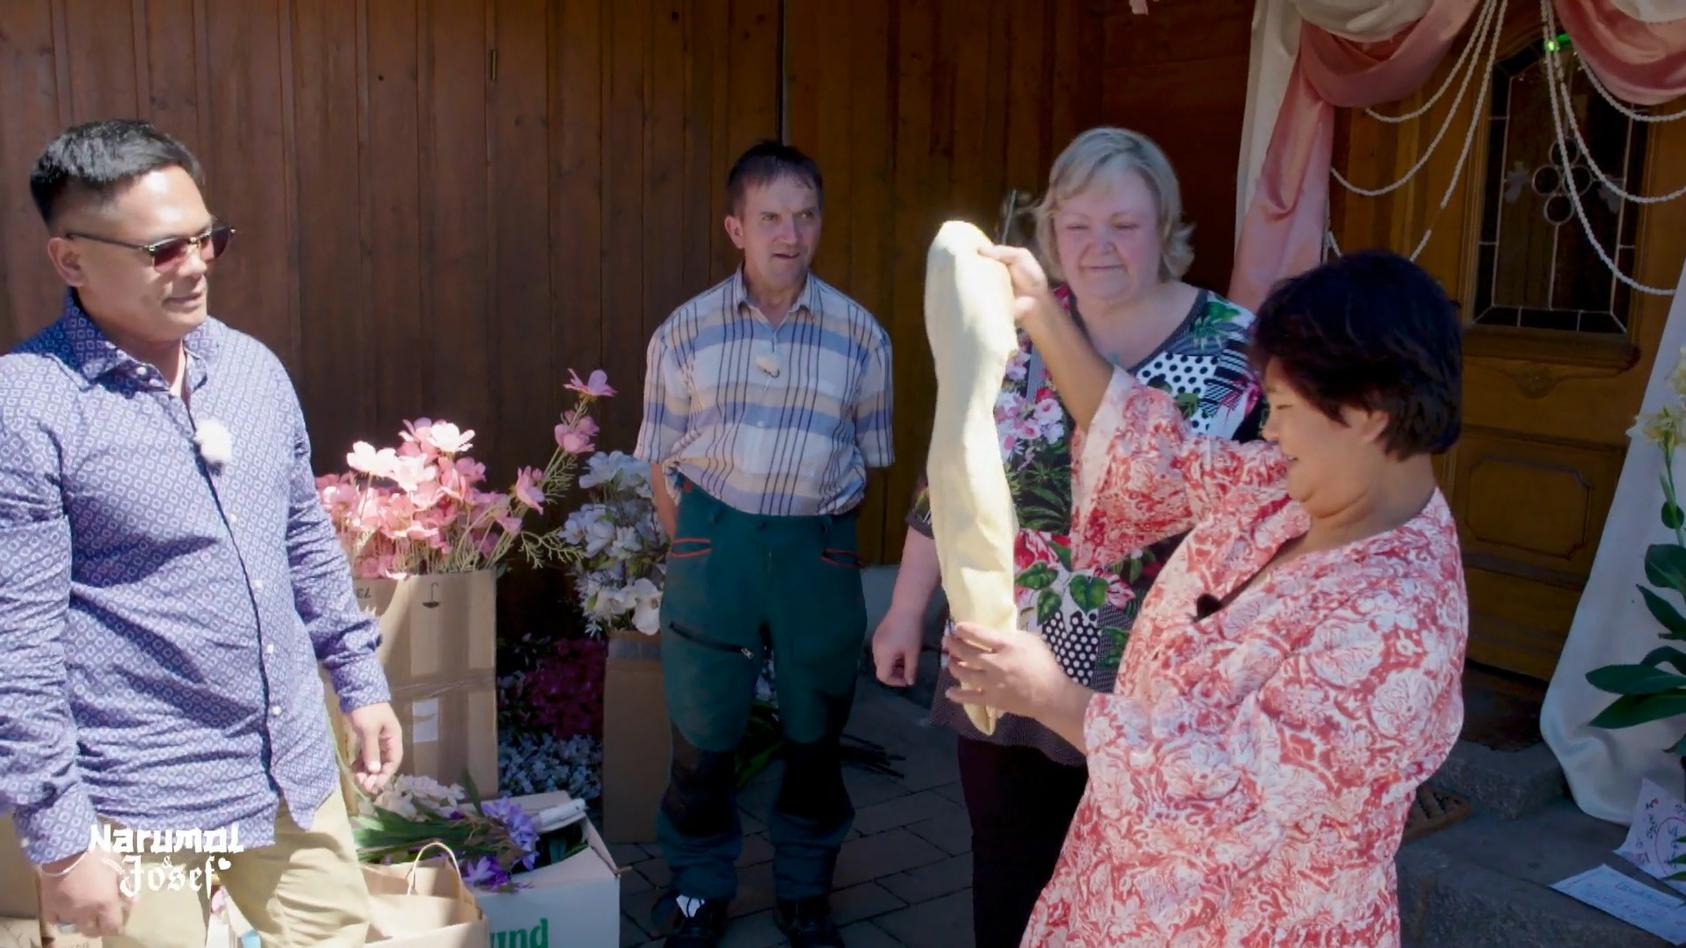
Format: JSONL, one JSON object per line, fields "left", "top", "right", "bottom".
{"left": 1557, "top": 0, "right": 1686, "bottom": 105}
{"left": 1228, "top": 0, "right": 1478, "bottom": 310}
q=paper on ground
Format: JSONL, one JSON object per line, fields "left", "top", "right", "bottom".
{"left": 1618, "top": 778, "right": 1686, "bottom": 895}
{"left": 1552, "top": 864, "right": 1686, "bottom": 944}
{"left": 922, "top": 221, "right": 1023, "bottom": 735}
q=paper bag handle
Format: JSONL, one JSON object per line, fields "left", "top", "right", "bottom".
{"left": 404, "top": 840, "right": 465, "bottom": 896}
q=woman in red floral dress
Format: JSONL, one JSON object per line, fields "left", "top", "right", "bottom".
{"left": 948, "top": 249, "right": 1468, "bottom": 946}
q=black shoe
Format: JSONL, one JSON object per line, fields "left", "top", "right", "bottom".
{"left": 775, "top": 897, "right": 844, "bottom": 947}
{"left": 654, "top": 892, "right": 731, "bottom": 947}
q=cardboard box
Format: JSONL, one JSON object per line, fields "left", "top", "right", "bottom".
{"left": 601, "top": 631, "right": 669, "bottom": 844}
{"left": 326, "top": 571, "right": 499, "bottom": 799}
{"left": 473, "top": 792, "right": 621, "bottom": 947}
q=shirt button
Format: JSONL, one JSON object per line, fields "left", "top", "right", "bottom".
{"left": 253, "top": 580, "right": 265, "bottom": 592}
{"left": 228, "top": 514, "right": 239, "bottom": 525}
{"left": 271, "top": 704, "right": 283, "bottom": 717}
{"left": 265, "top": 643, "right": 276, "bottom": 656}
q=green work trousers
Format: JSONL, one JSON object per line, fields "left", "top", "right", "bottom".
{"left": 656, "top": 480, "right": 867, "bottom": 903}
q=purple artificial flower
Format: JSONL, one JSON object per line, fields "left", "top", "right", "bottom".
{"left": 480, "top": 796, "right": 542, "bottom": 869}
{"left": 461, "top": 853, "right": 513, "bottom": 890}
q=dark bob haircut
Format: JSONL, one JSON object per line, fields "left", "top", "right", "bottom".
{"left": 1249, "top": 250, "right": 1462, "bottom": 458}
{"left": 725, "top": 140, "right": 823, "bottom": 218}
{"left": 30, "top": 119, "right": 204, "bottom": 228}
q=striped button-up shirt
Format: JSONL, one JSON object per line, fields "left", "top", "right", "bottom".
{"left": 0, "top": 293, "right": 389, "bottom": 864}
{"left": 635, "top": 269, "right": 893, "bottom": 516}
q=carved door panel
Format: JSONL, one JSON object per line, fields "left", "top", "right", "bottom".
{"left": 1333, "top": 7, "right": 1686, "bottom": 679}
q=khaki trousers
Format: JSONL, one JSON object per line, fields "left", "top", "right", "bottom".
{"left": 105, "top": 790, "right": 369, "bottom": 948}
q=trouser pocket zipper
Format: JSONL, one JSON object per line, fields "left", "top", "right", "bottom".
{"left": 669, "top": 621, "right": 757, "bottom": 661}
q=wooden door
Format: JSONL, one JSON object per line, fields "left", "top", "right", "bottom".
{"left": 1332, "top": 5, "right": 1686, "bottom": 679}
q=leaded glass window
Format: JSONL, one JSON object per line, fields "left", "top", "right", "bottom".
{"left": 1472, "top": 42, "right": 1647, "bottom": 334}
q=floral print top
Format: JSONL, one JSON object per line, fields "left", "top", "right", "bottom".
{"left": 1023, "top": 369, "right": 1467, "bottom": 946}
{"left": 908, "top": 287, "right": 1258, "bottom": 763}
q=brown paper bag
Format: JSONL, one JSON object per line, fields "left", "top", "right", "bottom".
{"left": 0, "top": 917, "right": 38, "bottom": 948}
{"left": 602, "top": 629, "right": 670, "bottom": 843}
{"left": 325, "top": 570, "right": 499, "bottom": 801}
{"left": 362, "top": 845, "right": 488, "bottom": 946}
{"left": 0, "top": 818, "right": 39, "bottom": 919}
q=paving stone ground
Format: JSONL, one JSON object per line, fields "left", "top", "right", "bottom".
{"left": 613, "top": 681, "right": 971, "bottom": 947}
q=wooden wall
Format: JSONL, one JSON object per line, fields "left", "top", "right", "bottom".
{"left": 0, "top": 0, "right": 1253, "bottom": 582}
{"left": 1098, "top": 0, "right": 1254, "bottom": 292}
{"left": 0, "top": 0, "right": 780, "bottom": 535}
{"left": 786, "top": 0, "right": 1105, "bottom": 558}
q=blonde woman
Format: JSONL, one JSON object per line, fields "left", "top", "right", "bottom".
{"left": 872, "top": 127, "right": 1261, "bottom": 947}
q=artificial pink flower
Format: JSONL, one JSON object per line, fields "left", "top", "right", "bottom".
{"left": 422, "top": 421, "right": 475, "bottom": 455}
{"left": 346, "top": 442, "right": 398, "bottom": 478}
{"left": 411, "top": 478, "right": 448, "bottom": 510}
{"left": 470, "top": 490, "right": 512, "bottom": 533}
{"left": 387, "top": 454, "right": 438, "bottom": 493}
{"left": 468, "top": 487, "right": 506, "bottom": 510}
{"left": 565, "top": 369, "right": 616, "bottom": 398}
{"left": 496, "top": 514, "right": 524, "bottom": 535}
{"left": 454, "top": 457, "right": 486, "bottom": 485}
{"left": 436, "top": 464, "right": 466, "bottom": 500}
{"left": 554, "top": 414, "right": 599, "bottom": 455}
{"left": 399, "top": 418, "right": 434, "bottom": 449}
{"left": 513, "top": 466, "right": 545, "bottom": 510}
{"left": 376, "top": 494, "right": 417, "bottom": 538}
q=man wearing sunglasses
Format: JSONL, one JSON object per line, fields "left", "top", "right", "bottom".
{"left": 0, "top": 120, "right": 399, "bottom": 945}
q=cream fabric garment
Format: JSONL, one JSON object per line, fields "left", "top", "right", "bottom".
{"left": 1544, "top": 259, "right": 1686, "bottom": 823}
{"left": 922, "top": 221, "right": 1022, "bottom": 735}
{"left": 1614, "top": 0, "right": 1686, "bottom": 23}
{"left": 1233, "top": 0, "right": 1432, "bottom": 244}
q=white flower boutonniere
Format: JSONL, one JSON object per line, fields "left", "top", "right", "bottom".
{"left": 195, "top": 418, "right": 233, "bottom": 469}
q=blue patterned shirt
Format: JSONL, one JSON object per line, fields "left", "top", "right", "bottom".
{"left": 635, "top": 269, "right": 894, "bottom": 516}
{"left": 0, "top": 293, "right": 390, "bottom": 864}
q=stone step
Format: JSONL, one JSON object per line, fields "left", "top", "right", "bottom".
{"left": 1399, "top": 797, "right": 1670, "bottom": 947}
{"left": 1427, "top": 739, "right": 1568, "bottom": 820}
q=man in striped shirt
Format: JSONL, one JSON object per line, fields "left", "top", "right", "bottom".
{"left": 635, "top": 141, "right": 892, "bottom": 948}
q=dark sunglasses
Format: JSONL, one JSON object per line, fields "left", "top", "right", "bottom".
{"left": 64, "top": 224, "right": 235, "bottom": 271}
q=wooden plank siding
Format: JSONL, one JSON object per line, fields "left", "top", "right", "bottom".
{"left": 785, "top": 0, "right": 1107, "bottom": 560}
{"left": 0, "top": 0, "right": 780, "bottom": 534}
{"left": 0, "top": 0, "right": 1259, "bottom": 602}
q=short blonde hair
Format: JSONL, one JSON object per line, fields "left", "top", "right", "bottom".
{"left": 1033, "top": 127, "right": 1194, "bottom": 284}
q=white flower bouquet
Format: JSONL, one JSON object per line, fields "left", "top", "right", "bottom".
{"left": 559, "top": 452, "right": 668, "bottom": 636}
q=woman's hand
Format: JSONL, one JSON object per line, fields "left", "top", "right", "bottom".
{"left": 946, "top": 621, "right": 1083, "bottom": 720}
{"left": 978, "top": 244, "right": 1059, "bottom": 328}
{"left": 947, "top": 622, "right": 1095, "bottom": 752}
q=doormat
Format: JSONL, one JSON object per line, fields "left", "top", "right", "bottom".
{"left": 1402, "top": 786, "right": 1473, "bottom": 844}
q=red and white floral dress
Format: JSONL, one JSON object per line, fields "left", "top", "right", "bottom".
{"left": 1022, "top": 369, "right": 1468, "bottom": 947}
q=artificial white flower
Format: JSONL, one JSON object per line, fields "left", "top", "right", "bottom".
{"left": 194, "top": 418, "right": 233, "bottom": 468}
{"left": 632, "top": 601, "right": 661, "bottom": 635}
{"left": 629, "top": 577, "right": 663, "bottom": 635}
{"left": 1669, "top": 348, "right": 1686, "bottom": 401}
